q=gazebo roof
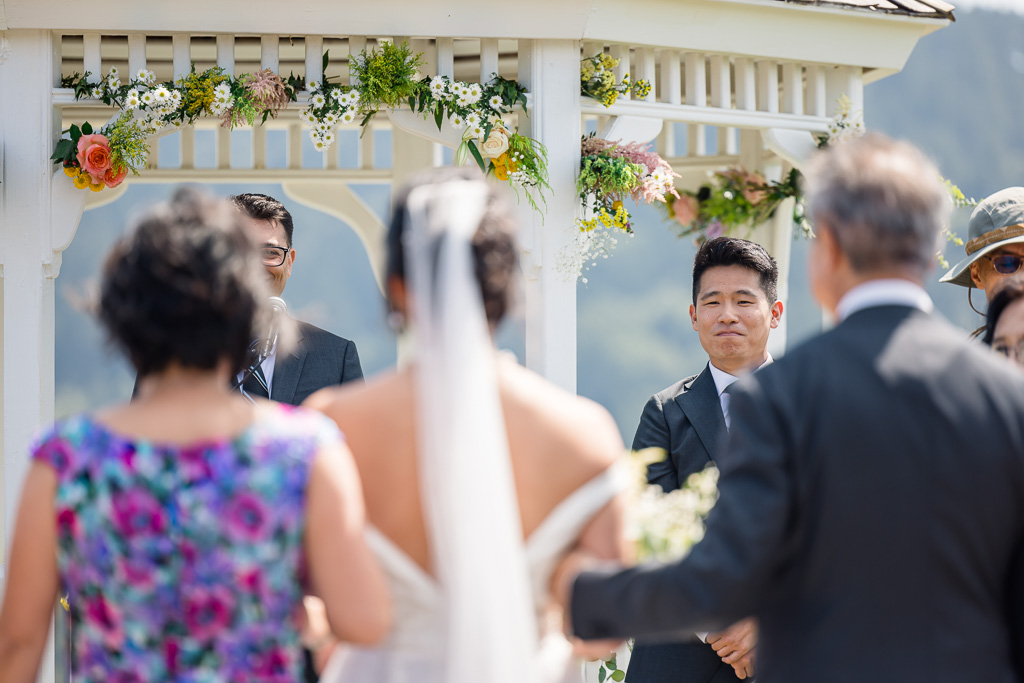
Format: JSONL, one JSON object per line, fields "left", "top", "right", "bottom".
{"left": 780, "top": 0, "right": 955, "bottom": 20}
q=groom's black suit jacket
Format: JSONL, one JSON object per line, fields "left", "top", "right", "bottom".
{"left": 573, "top": 306, "right": 1024, "bottom": 683}
{"left": 629, "top": 366, "right": 742, "bottom": 683}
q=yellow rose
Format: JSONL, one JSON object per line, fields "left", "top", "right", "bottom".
{"left": 480, "top": 129, "right": 509, "bottom": 159}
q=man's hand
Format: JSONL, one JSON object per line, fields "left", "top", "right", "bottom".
{"left": 706, "top": 618, "right": 757, "bottom": 680}
{"left": 550, "top": 550, "right": 594, "bottom": 614}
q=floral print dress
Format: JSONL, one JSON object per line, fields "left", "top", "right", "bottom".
{"left": 32, "top": 403, "right": 342, "bottom": 682}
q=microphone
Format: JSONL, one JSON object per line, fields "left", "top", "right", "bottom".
{"left": 260, "top": 296, "right": 287, "bottom": 358}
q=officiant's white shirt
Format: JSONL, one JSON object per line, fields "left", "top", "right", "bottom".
{"left": 708, "top": 355, "right": 774, "bottom": 429}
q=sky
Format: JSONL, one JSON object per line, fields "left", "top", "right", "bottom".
{"left": 952, "top": 0, "right": 1024, "bottom": 14}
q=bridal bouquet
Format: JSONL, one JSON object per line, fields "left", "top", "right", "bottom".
{"left": 597, "top": 450, "right": 719, "bottom": 681}
{"left": 624, "top": 449, "right": 719, "bottom": 563}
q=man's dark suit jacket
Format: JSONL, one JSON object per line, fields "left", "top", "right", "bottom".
{"left": 272, "top": 320, "right": 362, "bottom": 405}
{"left": 573, "top": 305, "right": 1024, "bottom": 683}
{"left": 131, "top": 319, "right": 362, "bottom": 404}
{"left": 628, "top": 366, "right": 741, "bottom": 683}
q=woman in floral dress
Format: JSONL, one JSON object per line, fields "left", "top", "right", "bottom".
{"left": 0, "top": 188, "right": 390, "bottom": 682}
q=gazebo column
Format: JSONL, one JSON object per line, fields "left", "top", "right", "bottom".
{"left": 0, "top": 28, "right": 83, "bottom": 683}
{"left": 516, "top": 39, "right": 580, "bottom": 392}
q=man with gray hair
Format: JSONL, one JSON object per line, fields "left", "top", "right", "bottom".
{"left": 558, "top": 134, "right": 1024, "bottom": 682}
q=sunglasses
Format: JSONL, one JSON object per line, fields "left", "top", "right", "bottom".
{"left": 983, "top": 253, "right": 1024, "bottom": 275}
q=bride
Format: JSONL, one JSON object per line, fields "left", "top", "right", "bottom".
{"left": 305, "top": 167, "right": 629, "bottom": 682}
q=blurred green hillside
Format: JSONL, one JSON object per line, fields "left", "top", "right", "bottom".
{"left": 56, "top": 8, "right": 1024, "bottom": 443}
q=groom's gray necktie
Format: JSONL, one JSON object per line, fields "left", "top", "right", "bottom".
{"left": 242, "top": 364, "right": 269, "bottom": 399}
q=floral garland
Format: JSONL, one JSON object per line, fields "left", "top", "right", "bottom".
{"left": 52, "top": 65, "right": 301, "bottom": 191}
{"left": 301, "top": 44, "right": 549, "bottom": 210}
{"left": 559, "top": 134, "right": 678, "bottom": 282}
{"left": 51, "top": 41, "right": 548, "bottom": 205}
{"left": 581, "top": 53, "right": 651, "bottom": 107}
{"left": 664, "top": 167, "right": 807, "bottom": 244}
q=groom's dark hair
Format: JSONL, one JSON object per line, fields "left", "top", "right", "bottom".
{"left": 387, "top": 166, "right": 519, "bottom": 326}
{"left": 692, "top": 236, "right": 778, "bottom": 305}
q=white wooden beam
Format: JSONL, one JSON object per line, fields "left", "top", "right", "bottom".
{"left": 0, "top": 29, "right": 69, "bottom": 683}
{"left": 305, "top": 35, "right": 324, "bottom": 86}
{"left": 216, "top": 34, "right": 235, "bottom": 77}
{"left": 82, "top": 32, "right": 101, "bottom": 82}
{"left": 261, "top": 35, "right": 280, "bottom": 72}
{"left": 685, "top": 53, "right": 706, "bottom": 156}
{"left": 172, "top": 34, "right": 190, "bottom": 80}
{"left": 480, "top": 38, "right": 499, "bottom": 83}
{"left": 127, "top": 34, "right": 146, "bottom": 79}
{"left": 517, "top": 39, "right": 580, "bottom": 392}
{"left": 435, "top": 37, "right": 454, "bottom": 79}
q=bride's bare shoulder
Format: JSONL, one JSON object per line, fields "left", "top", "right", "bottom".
{"left": 499, "top": 361, "right": 623, "bottom": 468}
{"left": 303, "top": 369, "right": 411, "bottom": 425}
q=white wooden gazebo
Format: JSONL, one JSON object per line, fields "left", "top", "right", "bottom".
{"left": 0, "top": 0, "right": 952, "bottom": 679}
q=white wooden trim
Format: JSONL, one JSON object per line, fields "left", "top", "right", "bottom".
{"left": 305, "top": 35, "right": 323, "bottom": 86}
{"left": 172, "top": 34, "right": 190, "bottom": 80}
{"left": 83, "top": 32, "right": 102, "bottom": 80}
{"left": 580, "top": 100, "right": 829, "bottom": 133}
{"left": 261, "top": 35, "right": 280, "bottom": 72}
{"left": 435, "top": 37, "right": 454, "bottom": 79}
{"left": 127, "top": 33, "right": 146, "bottom": 78}
{"left": 216, "top": 34, "right": 234, "bottom": 77}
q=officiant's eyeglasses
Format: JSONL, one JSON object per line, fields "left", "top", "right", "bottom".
{"left": 993, "top": 339, "right": 1024, "bottom": 361}
{"left": 983, "top": 253, "right": 1024, "bottom": 275}
{"left": 260, "top": 246, "right": 290, "bottom": 267}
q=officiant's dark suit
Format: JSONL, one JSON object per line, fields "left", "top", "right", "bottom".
{"left": 270, "top": 319, "right": 362, "bottom": 404}
{"left": 567, "top": 136, "right": 1024, "bottom": 683}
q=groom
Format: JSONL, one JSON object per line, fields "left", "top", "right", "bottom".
{"left": 560, "top": 135, "right": 1024, "bottom": 682}
{"left": 628, "top": 236, "right": 782, "bottom": 682}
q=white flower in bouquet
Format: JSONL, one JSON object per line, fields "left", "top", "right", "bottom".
{"left": 465, "top": 112, "right": 481, "bottom": 127}
{"left": 300, "top": 109, "right": 317, "bottom": 125}
{"left": 306, "top": 80, "right": 320, "bottom": 91}
{"left": 450, "top": 113, "right": 468, "bottom": 130}
{"left": 330, "top": 88, "right": 344, "bottom": 101}
{"left": 125, "top": 89, "right": 141, "bottom": 110}
{"left": 135, "top": 69, "right": 156, "bottom": 86}
{"left": 488, "top": 95, "right": 504, "bottom": 110}
{"left": 340, "top": 108, "right": 358, "bottom": 125}
{"left": 140, "top": 90, "right": 156, "bottom": 106}
{"left": 90, "top": 86, "right": 103, "bottom": 99}
{"left": 311, "top": 93, "right": 327, "bottom": 108}
{"left": 467, "top": 83, "right": 483, "bottom": 103}
{"left": 469, "top": 124, "right": 486, "bottom": 141}
{"left": 153, "top": 86, "right": 171, "bottom": 102}
{"left": 321, "top": 131, "right": 336, "bottom": 147}
{"left": 324, "top": 112, "right": 338, "bottom": 125}
{"left": 312, "top": 138, "right": 327, "bottom": 152}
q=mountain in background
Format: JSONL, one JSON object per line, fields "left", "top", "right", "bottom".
{"left": 55, "top": 8, "right": 1024, "bottom": 442}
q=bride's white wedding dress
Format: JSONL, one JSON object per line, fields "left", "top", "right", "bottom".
{"left": 321, "top": 177, "right": 620, "bottom": 683}
{"left": 320, "top": 465, "right": 621, "bottom": 683}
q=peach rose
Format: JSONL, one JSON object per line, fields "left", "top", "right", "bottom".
{"left": 480, "top": 129, "right": 509, "bottom": 159}
{"left": 104, "top": 164, "right": 128, "bottom": 188}
{"left": 75, "top": 133, "right": 112, "bottom": 179}
{"left": 672, "top": 195, "right": 699, "bottom": 227}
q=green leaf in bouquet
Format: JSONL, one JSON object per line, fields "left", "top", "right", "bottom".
{"left": 611, "top": 670, "right": 626, "bottom": 681}
{"left": 81, "top": 122, "right": 93, "bottom": 135}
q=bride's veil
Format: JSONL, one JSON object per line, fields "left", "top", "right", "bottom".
{"left": 403, "top": 177, "right": 538, "bottom": 681}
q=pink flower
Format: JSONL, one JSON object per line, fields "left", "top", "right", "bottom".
{"left": 75, "top": 133, "right": 112, "bottom": 180}
{"left": 103, "top": 164, "right": 127, "bottom": 188}
{"left": 706, "top": 219, "right": 725, "bottom": 240}
{"left": 673, "top": 195, "right": 699, "bottom": 227}
{"left": 111, "top": 488, "right": 167, "bottom": 537}
{"left": 184, "top": 585, "right": 236, "bottom": 640}
{"left": 56, "top": 507, "right": 78, "bottom": 538}
{"left": 225, "top": 492, "right": 270, "bottom": 541}
{"left": 118, "top": 557, "right": 155, "bottom": 588}
{"left": 84, "top": 595, "right": 125, "bottom": 649}
{"left": 253, "top": 646, "right": 292, "bottom": 678}
{"left": 164, "top": 639, "right": 179, "bottom": 675}
{"left": 36, "top": 437, "right": 75, "bottom": 474}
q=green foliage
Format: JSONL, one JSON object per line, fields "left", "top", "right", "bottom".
{"left": 350, "top": 41, "right": 423, "bottom": 110}
{"left": 579, "top": 154, "right": 643, "bottom": 201}
{"left": 104, "top": 113, "right": 148, "bottom": 174}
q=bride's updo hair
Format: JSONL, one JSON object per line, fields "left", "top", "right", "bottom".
{"left": 387, "top": 166, "right": 519, "bottom": 326}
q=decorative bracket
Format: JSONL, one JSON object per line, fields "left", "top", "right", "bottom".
{"left": 598, "top": 115, "right": 663, "bottom": 146}
{"left": 44, "top": 169, "right": 87, "bottom": 279}
{"left": 761, "top": 128, "right": 819, "bottom": 171}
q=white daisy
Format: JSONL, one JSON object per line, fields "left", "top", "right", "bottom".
{"left": 313, "top": 139, "right": 327, "bottom": 152}
{"left": 348, "top": 90, "right": 360, "bottom": 105}
{"left": 307, "top": 80, "right": 320, "bottom": 91}
{"left": 153, "top": 86, "right": 170, "bottom": 102}
{"left": 301, "top": 109, "right": 318, "bottom": 125}
{"left": 488, "top": 95, "right": 503, "bottom": 110}
{"left": 448, "top": 80, "right": 462, "bottom": 95}
{"left": 108, "top": 67, "right": 119, "bottom": 77}
{"left": 309, "top": 129, "right": 323, "bottom": 143}
{"left": 470, "top": 124, "right": 485, "bottom": 140}
{"left": 468, "top": 84, "right": 483, "bottom": 99}
{"left": 107, "top": 75, "right": 121, "bottom": 90}
{"left": 125, "top": 89, "right": 141, "bottom": 109}
{"left": 91, "top": 87, "right": 103, "bottom": 99}
{"left": 315, "top": 121, "right": 331, "bottom": 133}
{"left": 430, "top": 76, "right": 447, "bottom": 95}
{"left": 330, "top": 89, "right": 343, "bottom": 101}
{"left": 139, "top": 69, "right": 156, "bottom": 86}
{"left": 466, "top": 112, "right": 481, "bottom": 126}
{"left": 311, "top": 93, "right": 327, "bottom": 108}
{"left": 340, "top": 109, "right": 357, "bottom": 124}
{"left": 324, "top": 112, "right": 338, "bottom": 124}
{"left": 450, "top": 114, "right": 467, "bottom": 129}
{"left": 321, "top": 132, "right": 336, "bottom": 146}
{"left": 140, "top": 90, "right": 156, "bottom": 105}
{"left": 457, "top": 96, "right": 469, "bottom": 107}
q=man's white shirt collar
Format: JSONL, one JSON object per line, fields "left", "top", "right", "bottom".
{"left": 708, "top": 354, "right": 774, "bottom": 397}
{"left": 835, "top": 279, "right": 933, "bottom": 322}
